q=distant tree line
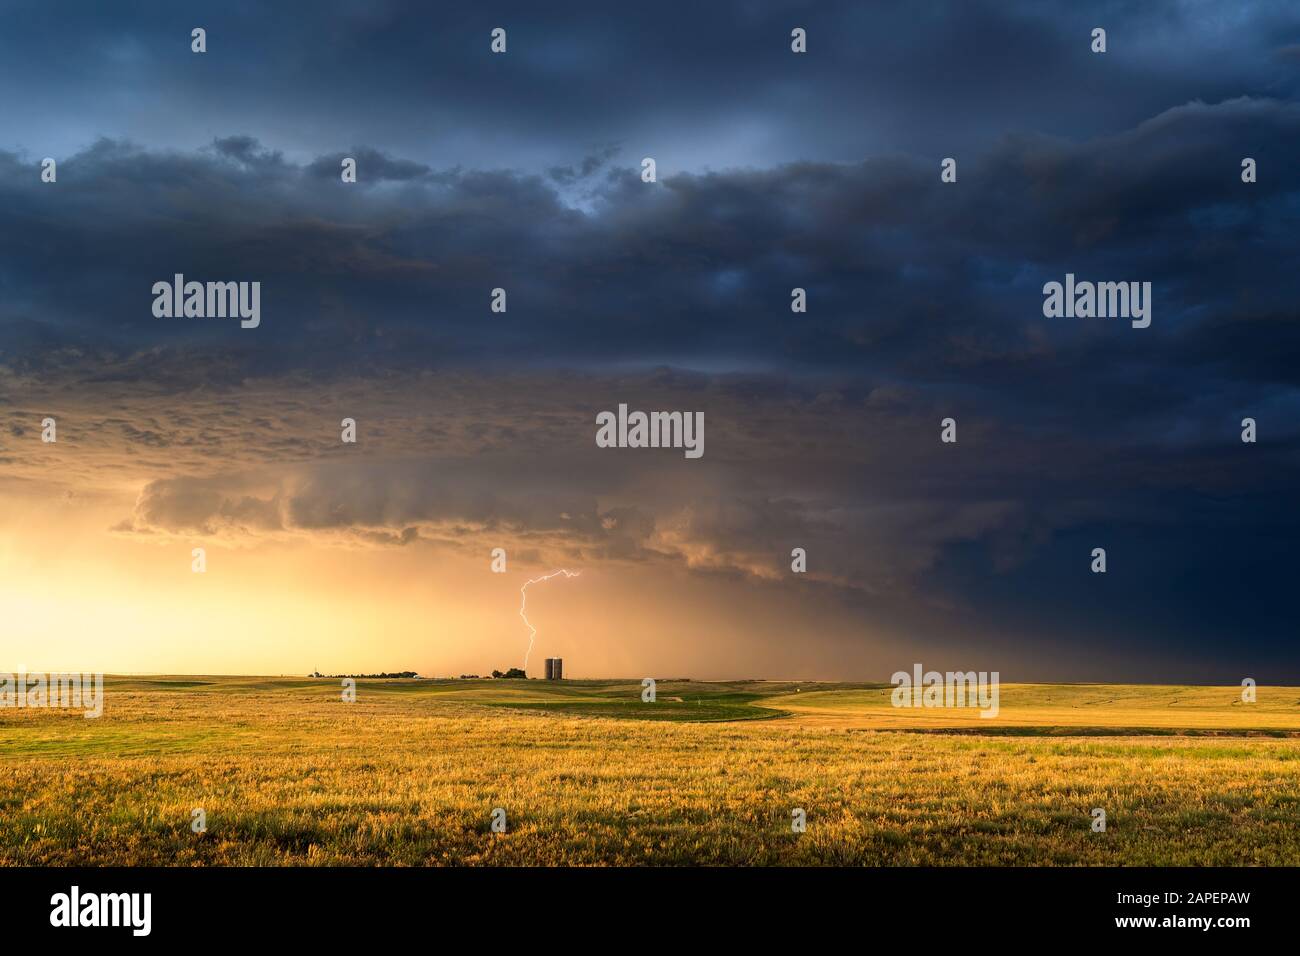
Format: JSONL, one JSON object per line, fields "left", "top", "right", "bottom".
{"left": 453, "top": 669, "right": 528, "bottom": 679}
{"left": 311, "top": 671, "right": 419, "bottom": 679}
{"left": 309, "top": 668, "right": 540, "bottom": 681}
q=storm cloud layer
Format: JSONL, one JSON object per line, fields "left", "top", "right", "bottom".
{"left": 1, "top": 1, "right": 1298, "bottom": 679}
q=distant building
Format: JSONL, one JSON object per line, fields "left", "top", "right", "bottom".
{"left": 544, "top": 657, "right": 563, "bottom": 680}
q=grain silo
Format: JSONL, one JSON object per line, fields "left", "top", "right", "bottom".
{"left": 544, "top": 657, "right": 563, "bottom": 680}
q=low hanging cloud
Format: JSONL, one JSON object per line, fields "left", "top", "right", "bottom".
{"left": 2, "top": 89, "right": 1299, "bottom": 670}
{"left": 110, "top": 453, "right": 1045, "bottom": 600}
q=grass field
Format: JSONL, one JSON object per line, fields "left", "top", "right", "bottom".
{"left": 2, "top": 676, "right": 1298, "bottom": 866}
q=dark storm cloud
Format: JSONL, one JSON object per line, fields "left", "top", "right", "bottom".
{"left": 3, "top": 95, "right": 1300, "bottom": 429}
{"left": 305, "top": 148, "right": 431, "bottom": 182}
{"left": 2, "top": 0, "right": 1299, "bottom": 678}
{"left": 2, "top": 1, "right": 1299, "bottom": 166}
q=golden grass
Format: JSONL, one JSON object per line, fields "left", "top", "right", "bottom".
{"left": 2, "top": 678, "right": 1298, "bottom": 866}
{"left": 770, "top": 683, "right": 1300, "bottom": 731}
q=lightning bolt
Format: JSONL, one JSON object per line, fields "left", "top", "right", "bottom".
{"left": 519, "top": 569, "right": 580, "bottom": 670}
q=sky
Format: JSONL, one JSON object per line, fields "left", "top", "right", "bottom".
{"left": 1, "top": 0, "right": 1299, "bottom": 681}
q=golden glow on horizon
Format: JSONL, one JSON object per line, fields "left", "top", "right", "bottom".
{"left": 0, "top": 490, "right": 903, "bottom": 679}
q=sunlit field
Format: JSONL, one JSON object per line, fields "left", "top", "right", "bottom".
{"left": 2, "top": 677, "right": 1298, "bottom": 866}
